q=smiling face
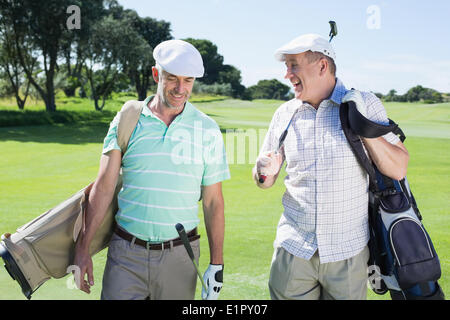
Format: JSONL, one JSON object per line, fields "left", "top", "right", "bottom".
{"left": 284, "top": 52, "right": 323, "bottom": 103}
{"left": 153, "top": 67, "right": 195, "bottom": 110}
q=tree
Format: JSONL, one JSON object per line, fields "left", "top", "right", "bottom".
{"left": 182, "top": 38, "right": 248, "bottom": 98}
{"left": 0, "top": 23, "right": 35, "bottom": 109}
{"left": 0, "top": 0, "right": 81, "bottom": 111}
{"left": 385, "top": 89, "right": 397, "bottom": 102}
{"left": 405, "top": 85, "right": 443, "bottom": 103}
{"left": 59, "top": 0, "right": 105, "bottom": 97}
{"left": 218, "top": 64, "right": 246, "bottom": 98}
{"left": 85, "top": 15, "right": 146, "bottom": 110}
{"left": 247, "top": 79, "right": 291, "bottom": 100}
{"left": 431, "top": 91, "right": 443, "bottom": 103}
{"left": 373, "top": 92, "right": 384, "bottom": 100}
{"left": 183, "top": 38, "right": 224, "bottom": 84}
{"left": 118, "top": 9, "right": 172, "bottom": 100}
{"left": 405, "top": 85, "right": 423, "bottom": 102}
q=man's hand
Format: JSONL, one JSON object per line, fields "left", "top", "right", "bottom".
{"left": 342, "top": 90, "right": 367, "bottom": 118}
{"left": 202, "top": 264, "right": 223, "bottom": 300}
{"left": 73, "top": 245, "right": 94, "bottom": 294}
{"left": 256, "top": 150, "right": 283, "bottom": 177}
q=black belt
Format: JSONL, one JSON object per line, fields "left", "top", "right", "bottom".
{"left": 114, "top": 226, "right": 200, "bottom": 250}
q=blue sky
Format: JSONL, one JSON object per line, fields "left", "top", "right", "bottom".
{"left": 118, "top": 0, "right": 450, "bottom": 94}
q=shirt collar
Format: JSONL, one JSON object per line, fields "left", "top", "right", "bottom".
{"left": 141, "top": 96, "right": 154, "bottom": 117}
{"left": 327, "top": 77, "right": 347, "bottom": 106}
{"left": 141, "top": 95, "right": 194, "bottom": 122}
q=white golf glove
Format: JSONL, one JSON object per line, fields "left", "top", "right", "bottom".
{"left": 342, "top": 90, "right": 368, "bottom": 118}
{"left": 256, "top": 150, "right": 283, "bottom": 177}
{"left": 202, "top": 264, "right": 223, "bottom": 300}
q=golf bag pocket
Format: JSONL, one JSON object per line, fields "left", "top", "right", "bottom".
{"left": 388, "top": 217, "right": 441, "bottom": 289}
{"left": 378, "top": 183, "right": 441, "bottom": 291}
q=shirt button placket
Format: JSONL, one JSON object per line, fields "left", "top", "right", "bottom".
{"left": 315, "top": 107, "right": 324, "bottom": 245}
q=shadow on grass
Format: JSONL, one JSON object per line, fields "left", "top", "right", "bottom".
{"left": 0, "top": 123, "right": 110, "bottom": 144}
{"left": 0, "top": 109, "right": 117, "bottom": 144}
{"left": 0, "top": 121, "right": 237, "bottom": 144}
{"left": 0, "top": 109, "right": 240, "bottom": 144}
{"left": 0, "top": 110, "right": 116, "bottom": 127}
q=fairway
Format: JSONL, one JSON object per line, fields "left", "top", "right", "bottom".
{"left": 0, "top": 99, "right": 448, "bottom": 300}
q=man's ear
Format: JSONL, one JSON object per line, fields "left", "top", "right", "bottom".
{"left": 152, "top": 66, "right": 159, "bottom": 83}
{"left": 319, "top": 58, "right": 328, "bottom": 76}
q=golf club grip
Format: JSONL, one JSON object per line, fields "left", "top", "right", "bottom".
{"left": 175, "top": 223, "right": 195, "bottom": 260}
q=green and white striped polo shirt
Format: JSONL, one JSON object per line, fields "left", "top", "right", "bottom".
{"left": 102, "top": 96, "right": 230, "bottom": 242}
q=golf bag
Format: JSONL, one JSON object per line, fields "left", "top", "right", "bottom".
{"left": 0, "top": 100, "right": 143, "bottom": 299}
{"left": 340, "top": 98, "right": 444, "bottom": 300}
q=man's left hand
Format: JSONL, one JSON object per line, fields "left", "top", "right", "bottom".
{"left": 342, "top": 90, "right": 367, "bottom": 118}
{"left": 202, "top": 264, "right": 223, "bottom": 300}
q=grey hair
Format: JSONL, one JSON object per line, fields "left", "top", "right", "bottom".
{"left": 155, "top": 63, "right": 164, "bottom": 81}
{"left": 305, "top": 51, "right": 336, "bottom": 76}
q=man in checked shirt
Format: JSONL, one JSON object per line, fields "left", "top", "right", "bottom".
{"left": 252, "top": 34, "right": 409, "bottom": 300}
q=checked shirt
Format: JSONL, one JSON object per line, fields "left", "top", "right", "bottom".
{"left": 260, "top": 78, "right": 399, "bottom": 263}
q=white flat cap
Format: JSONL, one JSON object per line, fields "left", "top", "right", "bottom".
{"left": 153, "top": 39, "right": 204, "bottom": 78}
{"left": 274, "top": 33, "right": 336, "bottom": 61}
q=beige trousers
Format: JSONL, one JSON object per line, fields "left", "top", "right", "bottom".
{"left": 101, "top": 232, "right": 200, "bottom": 300}
{"left": 269, "top": 246, "right": 370, "bottom": 300}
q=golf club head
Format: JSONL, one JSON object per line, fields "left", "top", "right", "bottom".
{"left": 329, "top": 20, "right": 337, "bottom": 42}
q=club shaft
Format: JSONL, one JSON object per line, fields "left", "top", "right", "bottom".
{"left": 192, "top": 259, "right": 208, "bottom": 291}
{"left": 175, "top": 223, "right": 208, "bottom": 292}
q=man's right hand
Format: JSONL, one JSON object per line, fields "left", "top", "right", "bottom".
{"left": 253, "top": 149, "right": 284, "bottom": 188}
{"left": 73, "top": 246, "right": 94, "bottom": 294}
{"left": 256, "top": 149, "right": 284, "bottom": 178}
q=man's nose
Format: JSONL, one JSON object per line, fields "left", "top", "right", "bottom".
{"left": 284, "top": 68, "right": 293, "bottom": 80}
{"left": 174, "top": 81, "right": 183, "bottom": 92}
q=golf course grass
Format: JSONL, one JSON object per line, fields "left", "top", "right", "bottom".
{"left": 0, "top": 96, "right": 448, "bottom": 300}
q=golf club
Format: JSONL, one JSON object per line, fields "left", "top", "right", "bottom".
{"left": 258, "top": 109, "right": 299, "bottom": 183}
{"left": 175, "top": 223, "right": 208, "bottom": 292}
{"left": 329, "top": 20, "right": 338, "bottom": 42}
{"left": 259, "top": 21, "right": 337, "bottom": 184}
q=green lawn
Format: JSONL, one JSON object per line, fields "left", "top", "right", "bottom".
{"left": 0, "top": 97, "right": 448, "bottom": 300}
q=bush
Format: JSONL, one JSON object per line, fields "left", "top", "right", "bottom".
{"left": 192, "top": 82, "right": 233, "bottom": 96}
{"left": 247, "top": 79, "right": 291, "bottom": 100}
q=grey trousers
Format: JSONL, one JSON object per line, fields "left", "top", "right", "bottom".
{"left": 101, "top": 232, "right": 200, "bottom": 300}
{"left": 269, "top": 246, "right": 370, "bottom": 300}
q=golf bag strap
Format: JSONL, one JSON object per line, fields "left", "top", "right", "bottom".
{"left": 117, "top": 100, "right": 144, "bottom": 154}
{"left": 390, "top": 121, "right": 406, "bottom": 143}
{"left": 347, "top": 99, "right": 398, "bottom": 139}
{"left": 339, "top": 101, "right": 378, "bottom": 191}
{"left": 74, "top": 101, "right": 143, "bottom": 241}
{"left": 340, "top": 99, "right": 408, "bottom": 190}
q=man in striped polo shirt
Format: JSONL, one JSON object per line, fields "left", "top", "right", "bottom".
{"left": 74, "top": 40, "right": 230, "bottom": 300}
{"left": 253, "top": 34, "right": 409, "bottom": 299}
